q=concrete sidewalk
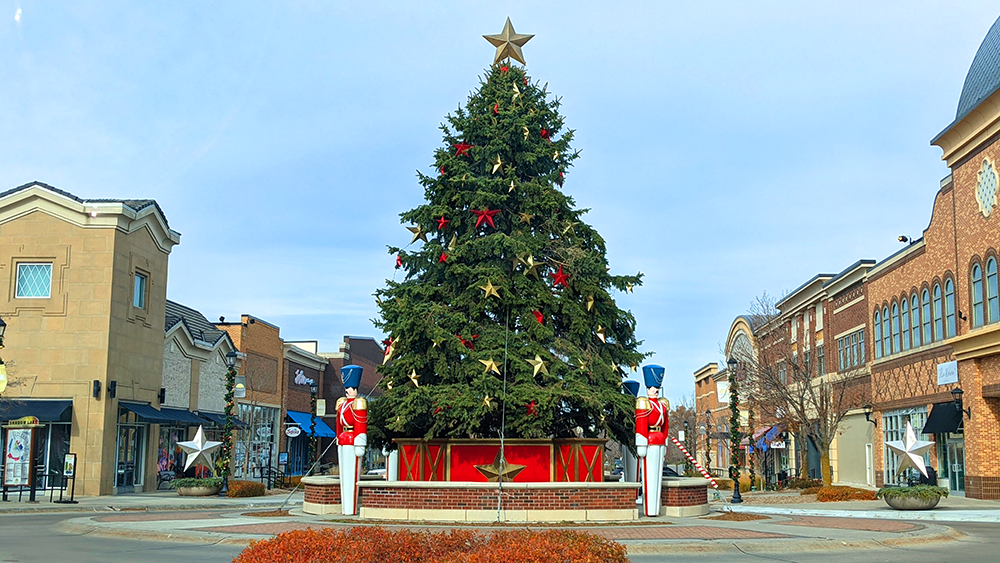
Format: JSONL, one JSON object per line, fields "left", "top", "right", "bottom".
{"left": 718, "top": 492, "right": 1000, "bottom": 523}
{"left": 53, "top": 505, "right": 965, "bottom": 556}
{"left": 0, "top": 489, "right": 302, "bottom": 513}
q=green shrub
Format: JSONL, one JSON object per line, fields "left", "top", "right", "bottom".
{"left": 876, "top": 485, "right": 949, "bottom": 501}
{"left": 227, "top": 479, "right": 266, "bottom": 498}
{"left": 169, "top": 477, "right": 222, "bottom": 489}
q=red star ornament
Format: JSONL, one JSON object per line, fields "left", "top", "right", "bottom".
{"left": 501, "top": 65, "right": 509, "bottom": 72}
{"left": 453, "top": 142, "right": 473, "bottom": 157}
{"left": 438, "top": 252, "right": 448, "bottom": 263}
{"left": 439, "top": 166, "right": 445, "bottom": 175}
{"left": 395, "top": 254, "right": 402, "bottom": 268}
{"left": 436, "top": 216, "right": 450, "bottom": 230}
{"left": 471, "top": 208, "right": 500, "bottom": 229}
{"left": 527, "top": 400, "right": 538, "bottom": 416}
{"left": 540, "top": 128, "right": 550, "bottom": 141}
{"left": 493, "top": 102, "right": 499, "bottom": 114}
{"left": 532, "top": 310, "right": 544, "bottom": 324}
{"left": 456, "top": 334, "right": 479, "bottom": 350}
{"left": 550, "top": 266, "right": 569, "bottom": 288}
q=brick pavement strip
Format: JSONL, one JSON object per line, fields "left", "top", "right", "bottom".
{"left": 96, "top": 511, "right": 224, "bottom": 523}
{"left": 775, "top": 516, "right": 918, "bottom": 532}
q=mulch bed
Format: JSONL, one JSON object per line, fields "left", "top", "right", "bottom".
{"left": 244, "top": 509, "right": 291, "bottom": 517}
{"left": 701, "top": 512, "right": 771, "bottom": 522}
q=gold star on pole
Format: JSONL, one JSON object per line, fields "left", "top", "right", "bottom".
{"left": 483, "top": 395, "right": 492, "bottom": 407}
{"left": 408, "top": 369, "right": 420, "bottom": 387}
{"left": 586, "top": 295, "right": 595, "bottom": 311}
{"left": 484, "top": 18, "right": 533, "bottom": 65}
{"left": 479, "top": 279, "right": 501, "bottom": 299}
{"left": 522, "top": 255, "right": 542, "bottom": 279}
{"left": 479, "top": 358, "right": 501, "bottom": 375}
{"left": 596, "top": 325, "right": 607, "bottom": 343}
{"left": 407, "top": 225, "right": 428, "bottom": 244}
{"left": 491, "top": 154, "right": 503, "bottom": 174}
{"left": 474, "top": 448, "right": 527, "bottom": 482}
{"left": 526, "top": 354, "right": 549, "bottom": 377}
{"left": 518, "top": 212, "right": 534, "bottom": 224}
{"left": 448, "top": 233, "right": 458, "bottom": 251}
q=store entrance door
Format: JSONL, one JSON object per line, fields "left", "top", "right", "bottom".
{"left": 116, "top": 425, "right": 144, "bottom": 493}
{"left": 946, "top": 438, "right": 965, "bottom": 493}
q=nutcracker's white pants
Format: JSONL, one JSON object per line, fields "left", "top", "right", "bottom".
{"left": 338, "top": 444, "right": 360, "bottom": 515}
{"left": 640, "top": 444, "right": 666, "bottom": 517}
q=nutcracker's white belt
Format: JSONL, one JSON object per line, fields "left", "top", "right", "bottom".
{"left": 650, "top": 426, "right": 662, "bottom": 432}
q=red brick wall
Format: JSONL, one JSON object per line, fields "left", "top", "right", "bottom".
{"left": 660, "top": 484, "right": 708, "bottom": 507}
{"left": 357, "top": 486, "right": 636, "bottom": 511}
{"left": 304, "top": 482, "right": 341, "bottom": 504}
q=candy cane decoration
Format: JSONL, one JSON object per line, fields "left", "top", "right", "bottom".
{"left": 670, "top": 435, "right": 719, "bottom": 489}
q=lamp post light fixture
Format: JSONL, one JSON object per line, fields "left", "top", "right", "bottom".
{"left": 863, "top": 404, "right": 877, "bottom": 427}
{"left": 704, "top": 409, "right": 712, "bottom": 471}
{"left": 727, "top": 357, "right": 743, "bottom": 503}
{"left": 219, "top": 350, "right": 238, "bottom": 497}
{"left": 951, "top": 387, "right": 972, "bottom": 419}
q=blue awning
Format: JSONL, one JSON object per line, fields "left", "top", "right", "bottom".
{"left": 0, "top": 400, "right": 73, "bottom": 423}
{"left": 159, "top": 407, "right": 211, "bottom": 425}
{"left": 120, "top": 402, "right": 173, "bottom": 424}
{"left": 285, "top": 410, "right": 336, "bottom": 438}
{"left": 199, "top": 411, "right": 247, "bottom": 428}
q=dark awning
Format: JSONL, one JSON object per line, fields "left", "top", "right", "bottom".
{"left": 0, "top": 400, "right": 73, "bottom": 423}
{"left": 922, "top": 402, "right": 963, "bottom": 434}
{"left": 159, "top": 407, "right": 211, "bottom": 425}
{"left": 286, "top": 410, "right": 336, "bottom": 438}
{"left": 199, "top": 411, "right": 247, "bottom": 428}
{"left": 119, "top": 402, "right": 173, "bottom": 424}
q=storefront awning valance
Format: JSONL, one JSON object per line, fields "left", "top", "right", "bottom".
{"left": 922, "top": 402, "right": 963, "bottom": 434}
{"left": 199, "top": 411, "right": 247, "bottom": 428}
{"left": 159, "top": 407, "right": 211, "bottom": 425}
{"left": 286, "top": 410, "right": 336, "bottom": 438}
{"left": 119, "top": 402, "right": 173, "bottom": 424}
{"left": 0, "top": 400, "right": 73, "bottom": 423}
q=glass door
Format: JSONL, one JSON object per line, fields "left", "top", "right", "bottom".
{"left": 947, "top": 439, "right": 965, "bottom": 492}
{"left": 115, "top": 425, "right": 145, "bottom": 492}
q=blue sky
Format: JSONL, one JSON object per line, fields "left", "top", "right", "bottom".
{"left": 2, "top": 2, "right": 998, "bottom": 405}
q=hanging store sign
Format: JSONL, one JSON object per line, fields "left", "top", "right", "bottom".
{"left": 769, "top": 440, "right": 786, "bottom": 449}
{"left": 5, "top": 416, "right": 40, "bottom": 427}
{"left": 285, "top": 426, "right": 302, "bottom": 438}
{"left": 937, "top": 361, "right": 958, "bottom": 386}
{"left": 316, "top": 399, "right": 326, "bottom": 417}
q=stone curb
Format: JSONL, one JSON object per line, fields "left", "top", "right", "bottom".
{"left": 0, "top": 499, "right": 289, "bottom": 515}
{"left": 55, "top": 513, "right": 964, "bottom": 555}
{"left": 727, "top": 504, "right": 1000, "bottom": 523}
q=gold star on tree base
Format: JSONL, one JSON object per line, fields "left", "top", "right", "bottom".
{"left": 475, "top": 448, "right": 527, "bottom": 482}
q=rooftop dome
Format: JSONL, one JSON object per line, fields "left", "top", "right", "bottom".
{"left": 956, "top": 15, "right": 1000, "bottom": 121}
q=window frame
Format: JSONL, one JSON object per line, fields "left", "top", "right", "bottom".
{"left": 882, "top": 306, "right": 891, "bottom": 356}
{"left": 922, "top": 289, "right": 932, "bottom": 344}
{"left": 133, "top": 270, "right": 148, "bottom": 310}
{"left": 901, "top": 298, "right": 910, "bottom": 351}
{"left": 933, "top": 284, "right": 943, "bottom": 341}
{"left": 972, "top": 263, "right": 984, "bottom": 328}
{"left": 891, "top": 302, "right": 900, "bottom": 354}
{"left": 874, "top": 310, "right": 883, "bottom": 359}
{"left": 988, "top": 258, "right": 999, "bottom": 324}
{"left": 910, "top": 293, "right": 921, "bottom": 348}
{"left": 945, "top": 278, "right": 956, "bottom": 338}
{"left": 14, "top": 262, "right": 53, "bottom": 299}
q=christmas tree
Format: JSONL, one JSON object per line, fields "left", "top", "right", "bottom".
{"left": 370, "top": 21, "right": 647, "bottom": 452}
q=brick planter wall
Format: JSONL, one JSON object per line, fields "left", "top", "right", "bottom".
{"left": 302, "top": 476, "right": 342, "bottom": 515}
{"left": 659, "top": 477, "right": 710, "bottom": 517}
{"left": 355, "top": 481, "right": 639, "bottom": 522}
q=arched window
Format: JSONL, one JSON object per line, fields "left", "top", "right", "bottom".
{"left": 882, "top": 306, "right": 891, "bottom": 355}
{"left": 911, "top": 294, "right": 921, "bottom": 348}
{"left": 891, "top": 302, "right": 901, "bottom": 353}
{"left": 946, "top": 279, "right": 956, "bottom": 338}
{"left": 988, "top": 258, "right": 998, "bottom": 324}
{"left": 972, "top": 264, "right": 984, "bottom": 328}
{"left": 874, "top": 310, "right": 882, "bottom": 359}
{"left": 933, "top": 284, "right": 943, "bottom": 341}
{"left": 901, "top": 298, "right": 910, "bottom": 351}
{"left": 922, "top": 289, "right": 932, "bottom": 343}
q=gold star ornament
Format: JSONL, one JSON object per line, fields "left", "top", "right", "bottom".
{"left": 407, "top": 225, "right": 428, "bottom": 244}
{"left": 491, "top": 154, "right": 503, "bottom": 174}
{"left": 479, "top": 279, "right": 501, "bottom": 299}
{"left": 586, "top": 295, "right": 595, "bottom": 311}
{"left": 474, "top": 448, "right": 527, "bottom": 482}
{"left": 479, "top": 357, "right": 501, "bottom": 375}
{"left": 483, "top": 395, "right": 492, "bottom": 407}
{"left": 521, "top": 255, "right": 542, "bottom": 279}
{"left": 484, "top": 18, "right": 533, "bottom": 65}
{"left": 596, "top": 325, "right": 607, "bottom": 343}
{"left": 408, "top": 369, "right": 420, "bottom": 387}
{"left": 527, "top": 354, "right": 549, "bottom": 377}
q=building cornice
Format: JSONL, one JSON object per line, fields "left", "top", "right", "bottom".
{"left": 284, "top": 342, "right": 328, "bottom": 371}
{"left": 933, "top": 85, "right": 1000, "bottom": 167}
{"left": 948, "top": 322, "right": 1000, "bottom": 361}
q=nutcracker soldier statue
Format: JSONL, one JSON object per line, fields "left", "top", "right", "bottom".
{"left": 336, "top": 365, "right": 367, "bottom": 515}
{"left": 636, "top": 364, "right": 670, "bottom": 517}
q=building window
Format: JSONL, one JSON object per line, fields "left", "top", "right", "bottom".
{"left": 910, "top": 294, "right": 921, "bottom": 348}
{"left": 922, "top": 289, "right": 932, "bottom": 344}
{"left": 891, "top": 302, "right": 900, "bottom": 354}
{"left": 838, "top": 337, "right": 847, "bottom": 370}
{"left": 778, "top": 363, "right": 787, "bottom": 385}
{"left": 836, "top": 329, "right": 865, "bottom": 370}
{"left": 817, "top": 344, "right": 825, "bottom": 375}
{"left": 945, "top": 279, "right": 956, "bottom": 338}
{"left": 15, "top": 263, "right": 53, "bottom": 298}
{"left": 933, "top": 284, "right": 943, "bottom": 341}
{"left": 901, "top": 299, "right": 910, "bottom": 351}
{"left": 882, "top": 306, "right": 891, "bottom": 356}
{"left": 988, "top": 258, "right": 999, "bottom": 324}
{"left": 881, "top": 408, "right": 929, "bottom": 486}
{"left": 133, "top": 271, "right": 148, "bottom": 309}
{"left": 874, "top": 311, "right": 882, "bottom": 359}
{"left": 972, "top": 264, "right": 984, "bottom": 328}
{"left": 859, "top": 329, "right": 865, "bottom": 364}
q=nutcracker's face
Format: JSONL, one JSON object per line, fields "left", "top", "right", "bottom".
{"left": 345, "top": 387, "right": 357, "bottom": 399}
{"left": 647, "top": 386, "right": 659, "bottom": 399}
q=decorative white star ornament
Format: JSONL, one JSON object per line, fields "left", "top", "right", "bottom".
{"left": 484, "top": 18, "right": 533, "bottom": 65}
{"left": 885, "top": 420, "right": 935, "bottom": 477}
{"left": 178, "top": 426, "right": 222, "bottom": 472}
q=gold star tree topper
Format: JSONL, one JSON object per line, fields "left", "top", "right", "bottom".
{"left": 484, "top": 18, "right": 533, "bottom": 65}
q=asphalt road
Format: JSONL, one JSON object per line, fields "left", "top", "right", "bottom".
{"left": 627, "top": 522, "right": 1000, "bottom": 563}
{"left": 0, "top": 512, "right": 243, "bottom": 563}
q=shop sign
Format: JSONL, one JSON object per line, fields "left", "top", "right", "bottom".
{"left": 63, "top": 453, "right": 77, "bottom": 478}
{"left": 770, "top": 440, "right": 786, "bottom": 449}
{"left": 5, "top": 416, "right": 40, "bottom": 427}
{"left": 278, "top": 452, "right": 288, "bottom": 465}
{"left": 4, "top": 428, "right": 32, "bottom": 486}
{"left": 937, "top": 361, "right": 958, "bottom": 385}
{"left": 316, "top": 399, "right": 326, "bottom": 417}
{"left": 285, "top": 426, "right": 302, "bottom": 438}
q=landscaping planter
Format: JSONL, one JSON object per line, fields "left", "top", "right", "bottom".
{"left": 176, "top": 486, "right": 222, "bottom": 497}
{"left": 883, "top": 495, "right": 940, "bottom": 510}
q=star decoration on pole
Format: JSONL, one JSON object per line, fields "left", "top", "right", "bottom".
{"left": 885, "top": 420, "right": 935, "bottom": 477}
{"left": 408, "top": 369, "right": 420, "bottom": 388}
{"left": 484, "top": 18, "right": 533, "bottom": 65}
{"left": 178, "top": 426, "right": 222, "bottom": 472}
{"left": 474, "top": 448, "right": 527, "bottom": 482}
{"left": 436, "top": 216, "right": 450, "bottom": 230}
{"left": 407, "top": 225, "right": 428, "bottom": 244}
{"left": 526, "top": 354, "right": 549, "bottom": 377}
{"left": 550, "top": 265, "right": 569, "bottom": 288}
{"left": 479, "top": 279, "right": 501, "bottom": 299}
{"left": 471, "top": 208, "right": 500, "bottom": 229}
{"left": 453, "top": 141, "right": 473, "bottom": 157}
{"left": 479, "top": 358, "right": 501, "bottom": 375}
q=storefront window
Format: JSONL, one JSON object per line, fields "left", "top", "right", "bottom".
{"left": 234, "top": 404, "right": 278, "bottom": 479}
{"left": 158, "top": 427, "right": 187, "bottom": 477}
{"left": 881, "top": 408, "right": 929, "bottom": 485}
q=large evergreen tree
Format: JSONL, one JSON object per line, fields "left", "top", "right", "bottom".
{"left": 370, "top": 61, "right": 647, "bottom": 452}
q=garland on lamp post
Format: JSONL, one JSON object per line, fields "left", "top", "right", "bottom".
{"left": 727, "top": 357, "right": 743, "bottom": 503}
{"left": 219, "top": 350, "right": 238, "bottom": 497}
{"left": 747, "top": 404, "right": 756, "bottom": 491}
{"left": 704, "top": 409, "right": 712, "bottom": 471}
{"left": 309, "top": 384, "right": 318, "bottom": 465}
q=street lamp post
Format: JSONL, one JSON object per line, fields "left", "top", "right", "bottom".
{"left": 309, "top": 384, "right": 319, "bottom": 466}
{"left": 219, "top": 350, "right": 238, "bottom": 497}
{"left": 0, "top": 317, "right": 7, "bottom": 395}
{"left": 704, "top": 409, "right": 712, "bottom": 472}
{"left": 727, "top": 357, "right": 743, "bottom": 503}
{"left": 683, "top": 420, "right": 691, "bottom": 474}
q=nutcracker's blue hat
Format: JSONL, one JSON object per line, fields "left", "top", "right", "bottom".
{"left": 622, "top": 380, "right": 640, "bottom": 397}
{"left": 642, "top": 365, "right": 665, "bottom": 388}
{"left": 341, "top": 365, "right": 363, "bottom": 389}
